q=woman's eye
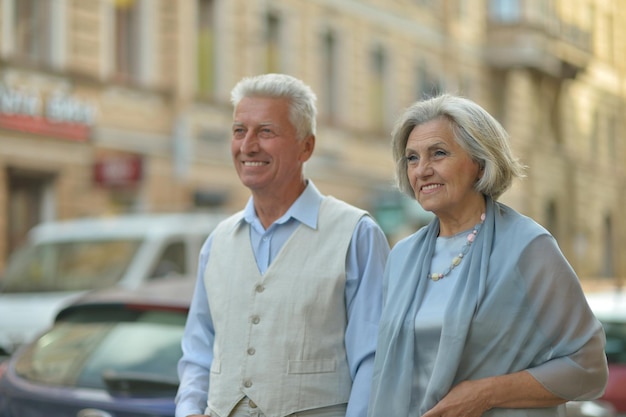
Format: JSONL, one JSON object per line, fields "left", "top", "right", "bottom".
{"left": 433, "top": 149, "right": 448, "bottom": 158}
{"left": 406, "top": 155, "right": 418, "bottom": 163}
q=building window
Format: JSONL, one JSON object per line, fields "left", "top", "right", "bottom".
{"left": 114, "top": 0, "right": 140, "bottom": 82}
{"left": 13, "top": 0, "right": 53, "bottom": 65}
{"left": 607, "top": 114, "right": 616, "bottom": 161}
{"left": 416, "top": 60, "right": 443, "bottom": 100}
{"left": 197, "top": 0, "right": 216, "bottom": 97}
{"left": 545, "top": 199, "right": 558, "bottom": 240}
{"left": 458, "top": 74, "right": 473, "bottom": 97}
{"left": 602, "top": 215, "right": 614, "bottom": 278}
{"left": 321, "top": 30, "right": 339, "bottom": 124}
{"left": 590, "top": 110, "right": 599, "bottom": 158}
{"left": 414, "top": 0, "right": 436, "bottom": 7}
{"left": 265, "top": 12, "right": 281, "bottom": 73}
{"left": 458, "top": 0, "right": 469, "bottom": 20}
{"left": 488, "top": 0, "right": 521, "bottom": 22}
{"left": 369, "top": 45, "right": 386, "bottom": 131}
{"left": 6, "top": 169, "right": 55, "bottom": 256}
{"left": 603, "top": 13, "right": 614, "bottom": 64}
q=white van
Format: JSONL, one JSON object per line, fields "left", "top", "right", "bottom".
{"left": 0, "top": 212, "right": 226, "bottom": 357}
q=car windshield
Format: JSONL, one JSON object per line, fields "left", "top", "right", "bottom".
{"left": 0, "top": 239, "right": 142, "bottom": 292}
{"left": 14, "top": 306, "right": 186, "bottom": 394}
{"left": 602, "top": 319, "right": 626, "bottom": 365}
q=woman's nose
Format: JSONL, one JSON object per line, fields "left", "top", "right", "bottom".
{"left": 414, "top": 159, "right": 432, "bottom": 177}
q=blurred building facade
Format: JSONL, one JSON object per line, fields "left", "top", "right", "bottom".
{"left": 0, "top": 0, "right": 624, "bottom": 282}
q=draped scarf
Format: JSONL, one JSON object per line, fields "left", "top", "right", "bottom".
{"left": 368, "top": 197, "right": 607, "bottom": 417}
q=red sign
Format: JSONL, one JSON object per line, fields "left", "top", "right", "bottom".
{"left": 0, "top": 113, "right": 91, "bottom": 142}
{"left": 93, "top": 154, "right": 143, "bottom": 187}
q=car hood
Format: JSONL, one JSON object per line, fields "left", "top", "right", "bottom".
{"left": 585, "top": 290, "right": 626, "bottom": 321}
{"left": 0, "top": 291, "right": 85, "bottom": 354}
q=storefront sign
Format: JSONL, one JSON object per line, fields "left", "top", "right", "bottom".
{"left": 93, "top": 154, "right": 143, "bottom": 187}
{"left": 0, "top": 84, "right": 96, "bottom": 142}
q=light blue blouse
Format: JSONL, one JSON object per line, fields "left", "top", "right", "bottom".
{"left": 410, "top": 231, "right": 466, "bottom": 411}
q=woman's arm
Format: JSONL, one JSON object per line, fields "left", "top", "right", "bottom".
{"left": 421, "top": 370, "right": 564, "bottom": 417}
{"left": 422, "top": 233, "right": 609, "bottom": 417}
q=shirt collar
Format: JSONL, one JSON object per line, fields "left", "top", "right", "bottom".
{"left": 241, "top": 180, "right": 323, "bottom": 230}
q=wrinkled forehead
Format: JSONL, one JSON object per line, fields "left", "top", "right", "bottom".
{"left": 234, "top": 96, "right": 292, "bottom": 121}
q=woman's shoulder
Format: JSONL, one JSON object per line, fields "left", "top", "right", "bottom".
{"left": 495, "top": 202, "right": 549, "bottom": 239}
{"left": 491, "top": 203, "right": 557, "bottom": 262}
{"left": 389, "top": 225, "right": 429, "bottom": 255}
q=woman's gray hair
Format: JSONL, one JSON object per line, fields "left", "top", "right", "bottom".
{"left": 230, "top": 73, "right": 317, "bottom": 141}
{"left": 391, "top": 94, "right": 526, "bottom": 201}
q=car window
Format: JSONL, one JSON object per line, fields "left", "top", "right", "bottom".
{"left": 602, "top": 320, "right": 626, "bottom": 364}
{"left": 76, "top": 322, "right": 183, "bottom": 389}
{"left": 14, "top": 309, "right": 186, "bottom": 392}
{"left": 1, "top": 239, "right": 142, "bottom": 292}
{"left": 149, "top": 241, "right": 186, "bottom": 279}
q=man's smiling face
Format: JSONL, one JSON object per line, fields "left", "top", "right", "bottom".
{"left": 231, "top": 96, "right": 314, "bottom": 196}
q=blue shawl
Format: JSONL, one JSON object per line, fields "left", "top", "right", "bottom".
{"left": 368, "top": 197, "right": 607, "bottom": 417}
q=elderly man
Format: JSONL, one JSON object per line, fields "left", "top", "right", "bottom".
{"left": 175, "top": 73, "right": 389, "bottom": 417}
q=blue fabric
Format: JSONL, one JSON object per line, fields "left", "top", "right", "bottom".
{"left": 368, "top": 197, "right": 607, "bottom": 417}
{"left": 409, "top": 233, "right": 466, "bottom": 410}
{"left": 176, "top": 182, "right": 389, "bottom": 417}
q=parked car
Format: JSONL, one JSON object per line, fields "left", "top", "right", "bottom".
{"left": 566, "top": 400, "right": 617, "bottom": 417}
{"left": 0, "top": 212, "right": 224, "bottom": 357}
{"left": 0, "top": 278, "right": 195, "bottom": 417}
{"left": 585, "top": 289, "right": 626, "bottom": 415}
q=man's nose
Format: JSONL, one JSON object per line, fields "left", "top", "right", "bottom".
{"left": 240, "top": 132, "right": 260, "bottom": 153}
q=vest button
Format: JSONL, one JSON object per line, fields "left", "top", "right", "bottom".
{"left": 243, "top": 379, "right": 253, "bottom": 388}
{"left": 247, "top": 347, "right": 256, "bottom": 355}
{"left": 255, "top": 284, "right": 265, "bottom": 293}
{"left": 251, "top": 315, "right": 260, "bottom": 324}
{"left": 249, "top": 399, "right": 258, "bottom": 408}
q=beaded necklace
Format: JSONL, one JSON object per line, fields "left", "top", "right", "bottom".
{"left": 428, "top": 213, "right": 486, "bottom": 281}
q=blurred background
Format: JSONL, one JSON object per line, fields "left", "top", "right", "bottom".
{"left": 0, "top": 0, "right": 624, "bottom": 287}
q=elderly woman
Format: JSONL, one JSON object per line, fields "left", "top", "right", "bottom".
{"left": 368, "top": 94, "right": 608, "bottom": 417}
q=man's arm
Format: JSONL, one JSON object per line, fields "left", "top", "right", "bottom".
{"left": 175, "top": 238, "right": 216, "bottom": 417}
{"left": 344, "top": 217, "right": 390, "bottom": 417}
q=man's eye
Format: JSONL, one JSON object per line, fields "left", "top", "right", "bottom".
{"left": 232, "top": 128, "right": 245, "bottom": 138}
{"left": 258, "top": 129, "right": 276, "bottom": 138}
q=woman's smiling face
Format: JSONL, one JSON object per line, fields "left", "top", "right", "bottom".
{"left": 405, "top": 118, "right": 483, "bottom": 221}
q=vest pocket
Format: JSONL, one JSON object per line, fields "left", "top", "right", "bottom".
{"left": 287, "top": 359, "right": 337, "bottom": 374}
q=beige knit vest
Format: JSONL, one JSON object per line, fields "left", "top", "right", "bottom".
{"left": 204, "top": 196, "right": 365, "bottom": 417}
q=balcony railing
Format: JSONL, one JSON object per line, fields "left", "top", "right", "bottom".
{"left": 485, "top": 9, "right": 592, "bottom": 79}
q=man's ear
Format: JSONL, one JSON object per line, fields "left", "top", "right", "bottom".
{"left": 300, "top": 135, "right": 315, "bottom": 162}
